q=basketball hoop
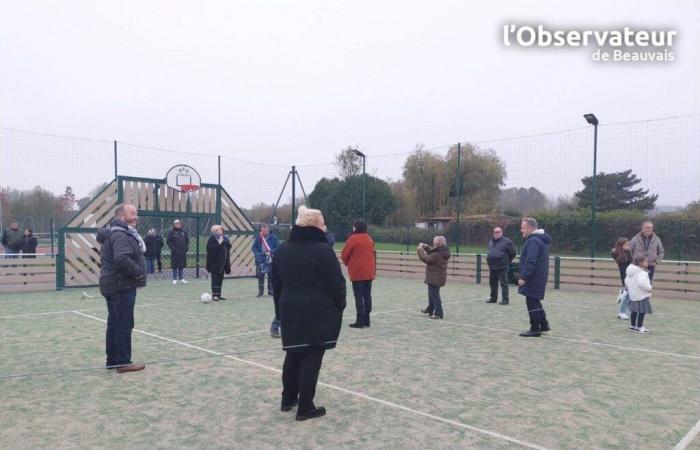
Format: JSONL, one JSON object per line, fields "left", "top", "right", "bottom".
{"left": 180, "top": 184, "right": 200, "bottom": 193}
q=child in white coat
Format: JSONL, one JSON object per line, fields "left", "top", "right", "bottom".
{"left": 625, "top": 254, "right": 653, "bottom": 333}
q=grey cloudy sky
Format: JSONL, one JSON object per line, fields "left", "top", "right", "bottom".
{"left": 1, "top": 0, "right": 699, "bottom": 207}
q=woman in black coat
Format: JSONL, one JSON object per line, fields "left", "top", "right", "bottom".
{"left": 271, "top": 205, "right": 346, "bottom": 421}
{"left": 205, "top": 225, "right": 231, "bottom": 300}
{"left": 21, "top": 228, "right": 38, "bottom": 258}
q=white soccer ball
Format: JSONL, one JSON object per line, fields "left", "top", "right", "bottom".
{"left": 200, "top": 292, "right": 212, "bottom": 303}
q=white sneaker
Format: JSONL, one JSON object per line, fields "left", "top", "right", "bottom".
{"left": 180, "top": 279, "right": 189, "bottom": 284}
{"left": 172, "top": 280, "right": 178, "bottom": 285}
{"left": 636, "top": 326, "right": 651, "bottom": 333}
{"left": 628, "top": 325, "right": 638, "bottom": 331}
{"left": 618, "top": 313, "right": 629, "bottom": 320}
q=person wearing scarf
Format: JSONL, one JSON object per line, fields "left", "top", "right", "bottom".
{"left": 206, "top": 225, "right": 232, "bottom": 300}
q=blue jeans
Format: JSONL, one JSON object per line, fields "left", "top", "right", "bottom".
{"left": 145, "top": 257, "right": 155, "bottom": 274}
{"left": 172, "top": 268, "right": 184, "bottom": 280}
{"left": 3, "top": 249, "right": 19, "bottom": 258}
{"left": 428, "top": 285, "right": 443, "bottom": 318}
{"left": 105, "top": 288, "right": 137, "bottom": 366}
{"left": 618, "top": 290, "right": 630, "bottom": 315}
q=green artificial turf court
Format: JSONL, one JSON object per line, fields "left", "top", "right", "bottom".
{"left": 1, "top": 277, "right": 699, "bottom": 449}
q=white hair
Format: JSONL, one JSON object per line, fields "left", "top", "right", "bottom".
{"left": 295, "top": 205, "right": 324, "bottom": 228}
{"left": 211, "top": 225, "right": 223, "bottom": 234}
{"left": 433, "top": 236, "right": 447, "bottom": 247}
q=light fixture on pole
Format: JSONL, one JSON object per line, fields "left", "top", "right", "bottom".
{"left": 583, "top": 113, "right": 599, "bottom": 259}
{"left": 352, "top": 149, "right": 367, "bottom": 221}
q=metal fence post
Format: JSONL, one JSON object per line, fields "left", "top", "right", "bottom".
{"left": 50, "top": 217, "right": 55, "bottom": 257}
{"left": 195, "top": 217, "right": 200, "bottom": 279}
{"left": 405, "top": 225, "right": 410, "bottom": 253}
{"left": 476, "top": 254, "right": 482, "bottom": 284}
{"left": 554, "top": 256, "right": 561, "bottom": 289}
{"left": 56, "top": 230, "right": 65, "bottom": 290}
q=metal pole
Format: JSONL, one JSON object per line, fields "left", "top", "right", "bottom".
{"left": 50, "top": 217, "right": 55, "bottom": 257}
{"left": 456, "top": 143, "right": 461, "bottom": 255}
{"left": 217, "top": 155, "right": 221, "bottom": 186}
{"left": 114, "top": 140, "right": 118, "bottom": 178}
{"left": 591, "top": 123, "right": 598, "bottom": 259}
{"left": 195, "top": 217, "right": 200, "bottom": 279}
{"left": 362, "top": 156, "right": 366, "bottom": 221}
{"left": 291, "top": 166, "right": 297, "bottom": 224}
{"left": 405, "top": 224, "right": 409, "bottom": 253}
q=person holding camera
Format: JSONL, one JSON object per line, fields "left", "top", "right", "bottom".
{"left": 418, "top": 236, "right": 451, "bottom": 319}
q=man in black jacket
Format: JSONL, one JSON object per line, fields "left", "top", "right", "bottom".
{"left": 486, "top": 227, "right": 516, "bottom": 305}
{"left": 97, "top": 203, "right": 147, "bottom": 373}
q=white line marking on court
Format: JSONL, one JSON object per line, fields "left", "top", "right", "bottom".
{"left": 185, "top": 329, "right": 269, "bottom": 343}
{"left": 72, "top": 310, "right": 549, "bottom": 450}
{"left": 675, "top": 418, "right": 700, "bottom": 449}
{"left": 0, "top": 299, "right": 200, "bottom": 320}
{"left": 382, "top": 312, "right": 700, "bottom": 360}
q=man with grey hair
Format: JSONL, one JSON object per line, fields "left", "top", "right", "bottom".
{"left": 517, "top": 217, "right": 551, "bottom": 337}
{"left": 96, "top": 203, "right": 147, "bottom": 373}
{"left": 486, "top": 226, "right": 516, "bottom": 305}
{"left": 1, "top": 221, "right": 22, "bottom": 257}
{"left": 629, "top": 220, "right": 664, "bottom": 283}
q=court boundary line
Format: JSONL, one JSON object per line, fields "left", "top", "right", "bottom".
{"left": 381, "top": 311, "right": 700, "bottom": 360}
{"left": 675, "top": 418, "right": 700, "bottom": 449}
{"left": 71, "top": 310, "right": 549, "bottom": 450}
{"left": 0, "top": 299, "right": 202, "bottom": 320}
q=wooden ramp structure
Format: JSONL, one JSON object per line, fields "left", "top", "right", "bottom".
{"left": 57, "top": 176, "right": 256, "bottom": 289}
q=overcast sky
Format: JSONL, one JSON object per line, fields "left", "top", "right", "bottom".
{"left": 1, "top": 0, "right": 698, "bottom": 207}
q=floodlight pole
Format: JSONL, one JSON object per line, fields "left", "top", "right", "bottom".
{"left": 291, "top": 166, "right": 297, "bottom": 224}
{"left": 456, "top": 143, "right": 461, "bottom": 255}
{"left": 591, "top": 122, "right": 598, "bottom": 259}
{"left": 114, "top": 140, "right": 118, "bottom": 178}
{"left": 583, "top": 114, "right": 599, "bottom": 259}
{"left": 352, "top": 150, "right": 367, "bottom": 221}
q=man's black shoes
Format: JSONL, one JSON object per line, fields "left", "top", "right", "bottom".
{"left": 296, "top": 407, "right": 326, "bottom": 421}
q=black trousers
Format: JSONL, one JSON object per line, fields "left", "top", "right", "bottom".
{"left": 211, "top": 270, "right": 224, "bottom": 296}
{"left": 525, "top": 296, "right": 549, "bottom": 332}
{"left": 647, "top": 265, "right": 655, "bottom": 283}
{"left": 282, "top": 349, "right": 325, "bottom": 412}
{"left": 352, "top": 280, "right": 372, "bottom": 325}
{"left": 105, "top": 288, "right": 137, "bottom": 366}
{"left": 489, "top": 268, "right": 509, "bottom": 302}
{"left": 156, "top": 253, "right": 162, "bottom": 272}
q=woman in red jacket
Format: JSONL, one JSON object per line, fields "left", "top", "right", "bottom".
{"left": 341, "top": 220, "right": 376, "bottom": 328}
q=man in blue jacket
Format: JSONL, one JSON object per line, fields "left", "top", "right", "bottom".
{"left": 517, "top": 217, "right": 551, "bottom": 337}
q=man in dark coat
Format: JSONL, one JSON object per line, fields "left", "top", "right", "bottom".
{"left": 96, "top": 203, "right": 147, "bottom": 373}
{"left": 486, "top": 227, "right": 516, "bottom": 305}
{"left": 144, "top": 229, "right": 164, "bottom": 273}
{"left": 167, "top": 219, "right": 189, "bottom": 284}
{"left": 517, "top": 217, "right": 552, "bottom": 337}
{"left": 206, "top": 225, "right": 232, "bottom": 300}
{"left": 271, "top": 206, "right": 346, "bottom": 421}
{"left": 21, "top": 228, "right": 39, "bottom": 258}
{"left": 2, "top": 221, "right": 22, "bottom": 257}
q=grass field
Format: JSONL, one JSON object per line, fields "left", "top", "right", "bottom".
{"left": 1, "top": 277, "right": 699, "bottom": 449}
